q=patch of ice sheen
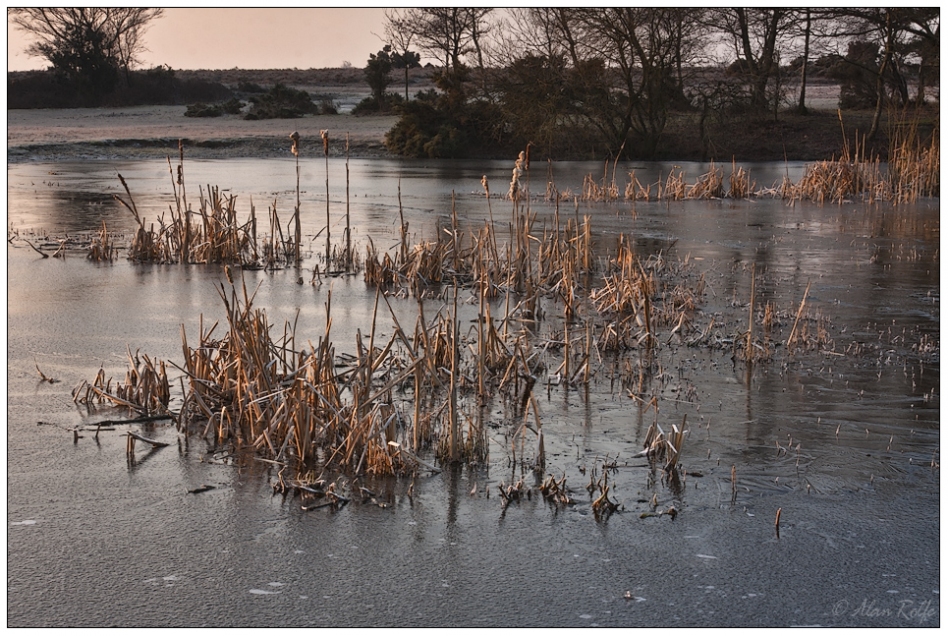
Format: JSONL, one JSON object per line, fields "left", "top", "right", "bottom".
{"left": 294, "top": 549, "right": 304, "bottom": 554}
{"left": 580, "top": 614, "right": 593, "bottom": 620}
{"left": 269, "top": 582, "right": 285, "bottom": 587}
{"left": 696, "top": 554, "right": 718, "bottom": 559}
{"left": 163, "top": 575, "right": 179, "bottom": 581}
{"left": 10, "top": 520, "right": 37, "bottom": 526}
{"left": 250, "top": 589, "right": 280, "bottom": 595}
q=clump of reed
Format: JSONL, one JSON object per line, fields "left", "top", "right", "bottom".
{"left": 587, "top": 461, "right": 620, "bottom": 519}
{"left": 112, "top": 143, "right": 301, "bottom": 268}
{"left": 887, "top": 118, "right": 940, "bottom": 203}
{"left": 783, "top": 154, "right": 880, "bottom": 204}
{"left": 539, "top": 472, "right": 572, "bottom": 506}
{"left": 73, "top": 348, "right": 170, "bottom": 415}
{"left": 782, "top": 112, "right": 939, "bottom": 204}
{"left": 590, "top": 238, "right": 655, "bottom": 346}
{"left": 173, "top": 280, "right": 420, "bottom": 476}
{"left": 638, "top": 416, "right": 687, "bottom": 502}
{"left": 363, "top": 238, "right": 400, "bottom": 287}
{"left": 579, "top": 136, "right": 939, "bottom": 204}
{"left": 140, "top": 271, "right": 498, "bottom": 479}
{"left": 87, "top": 220, "right": 118, "bottom": 262}
{"left": 687, "top": 162, "right": 725, "bottom": 199}
{"left": 728, "top": 161, "right": 751, "bottom": 199}
{"left": 624, "top": 170, "right": 652, "bottom": 200}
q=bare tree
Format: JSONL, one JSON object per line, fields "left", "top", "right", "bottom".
{"left": 384, "top": 7, "right": 496, "bottom": 111}
{"left": 385, "top": 9, "right": 421, "bottom": 100}
{"left": 505, "top": 8, "right": 704, "bottom": 157}
{"left": 11, "top": 8, "right": 162, "bottom": 76}
{"left": 709, "top": 8, "right": 796, "bottom": 113}
{"left": 823, "top": 8, "right": 939, "bottom": 138}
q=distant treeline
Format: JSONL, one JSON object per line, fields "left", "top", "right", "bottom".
{"left": 8, "top": 66, "right": 232, "bottom": 109}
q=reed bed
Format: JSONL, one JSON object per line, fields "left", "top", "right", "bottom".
{"left": 160, "top": 272, "right": 501, "bottom": 477}
{"left": 69, "top": 141, "right": 935, "bottom": 516}
{"left": 887, "top": 124, "right": 940, "bottom": 203}
{"left": 585, "top": 133, "right": 938, "bottom": 204}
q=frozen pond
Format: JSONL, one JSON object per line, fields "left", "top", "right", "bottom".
{"left": 7, "top": 157, "right": 940, "bottom": 627}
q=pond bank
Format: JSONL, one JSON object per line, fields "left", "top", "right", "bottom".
{"left": 7, "top": 105, "right": 398, "bottom": 162}
{"left": 9, "top": 97, "right": 938, "bottom": 164}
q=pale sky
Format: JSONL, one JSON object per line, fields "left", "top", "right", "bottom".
{"left": 7, "top": 8, "right": 392, "bottom": 72}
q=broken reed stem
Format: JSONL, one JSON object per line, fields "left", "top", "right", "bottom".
{"left": 775, "top": 507, "right": 782, "bottom": 538}
{"left": 731, "top": 465, "right": 737, "bottom": 504}
{"left": 786, "top": 280, "right": 812, "bottom": 351}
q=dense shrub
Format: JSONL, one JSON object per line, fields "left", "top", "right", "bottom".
{"left": 236, "top": 80, "right": 267, "bottom": 93}
{"left": 384, "top": 89, "right": 507, "bottom": 158}
{"left": 184, "top": 98, "right": 244, "bottom": 117}
{"left": 352, "top": 91, "right": 404, "bottom": 115}
{"left": 244, "top": 83, "right": 318, "bottom": 119}
{"left": 313, "top": 95, "right": 339, "bottom": 115}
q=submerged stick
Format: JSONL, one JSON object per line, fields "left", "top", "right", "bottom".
{"left": 127, "top": 431, "right": 170, "bottom": 448}
{"left": 388, "top": 442, "right": 441, "bottom": 473}
{"left": 23, "top": 239, "right": 49, "bottom": 258}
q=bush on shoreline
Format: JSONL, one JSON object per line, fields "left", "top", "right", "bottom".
{"left": 243, "top": 83, "right": 319, "bottom": 120}
{"left": 184, "top": 98, "right": 244, "bottom": 118}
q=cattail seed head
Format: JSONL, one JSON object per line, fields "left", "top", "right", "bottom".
{"left": 289, "top": 131, "right": 300, "bottom": 157}
{"left": 320, "top": 129, "right": 329, "bottom": 156}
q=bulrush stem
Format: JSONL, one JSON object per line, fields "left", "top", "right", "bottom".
{"left": 345, "top": 133, "right": 351, "bottom": 269}
{"left": 321, "top": 129, "right": 331, "bottom": 263}
{"left": 295, "top": 152, "right": 301, "bottom": 264}
{"left": 449, "top": 283, "right": 460, "bottom": 462}
{"left": 398, "top": 180, "right": 407, "bottom": 266}
{"left": 746, "top": 263, "right": 756, "bottom": 362}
